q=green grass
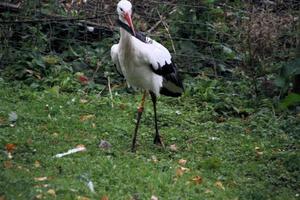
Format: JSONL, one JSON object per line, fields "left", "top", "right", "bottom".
{"left": 0, "top": 78, "right": 299, "bottom": 200}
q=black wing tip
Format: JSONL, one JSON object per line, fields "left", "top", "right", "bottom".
{"left": 160, "top": 87, "right": 183, "bottom": 97}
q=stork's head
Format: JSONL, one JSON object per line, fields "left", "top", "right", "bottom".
{"left": 117, "top": 0, "right": 135, "bottom": 36}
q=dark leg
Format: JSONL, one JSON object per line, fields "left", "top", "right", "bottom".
{"left": 150, "top": 92, "right": 164, "bottom": 147}
{"left": 131, "top": 90, "right": 147, "bottom": 152}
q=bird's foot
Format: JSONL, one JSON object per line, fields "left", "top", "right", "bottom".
{"left": 154, "top": 134, "right": 165, "bottom": 148}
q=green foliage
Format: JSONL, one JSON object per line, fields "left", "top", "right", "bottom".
{"left": 279, "top": 93, "right": 300, "bottom": 110}
{"left": 275, "top": 58, "right": 300, "bottom": 94}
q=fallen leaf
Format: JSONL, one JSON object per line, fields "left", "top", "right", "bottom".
{"left": 34, "top": 184, "right": 49, "bottom": 188}
{"left": 0, "top": 117, "right": 6, "bottom": 124}
{"left": 47, "top": 189, "right": 56, "bottom": 196}
{"left": 3, "top": 161, "right": 13, "bottom": 169}
{"left": 169, "top": 144, "right": 178, "bottom": 152}
{"left": 217, "top": 116, "right": 225, "bottom": 123}
{"left": 53, "top": 132, "right": 59, "bottom": 137}
{"left": 78, "top": 75, "right": 89, "bottom": 85}
{"left": 35, "top": 161, "right": 41, "bottom": 168}
{"left": 34, "top": 177, "right": 48, "bottom": 181}
{"left": 119, "top": 103, "right": 126, "bottom": 110}
{"left": 204, "top": 189, "right": 213, "bottom": 194}
{"left": 151, "top": 155, "right": 158, "bottom": 163}
{"left": 215, "top": 180, "right": 225, "bottom": 190}
{"left": 35, "top": 194, "right": 43, "bottom": 199}
{"left": 77, "top": 196, "right": 90, "bottom": 200}
{"left": 101, "top": 196, "right": 109, "bottom": 200}
{"left": 80, "top": 99, "right": 88, "bottom": 104}
{"left": 0, "top": 195, "right": 6, "bottom": 200}
{"left": 255, "top": 147, "right": 263, "bottom": 156}
{"left": 178, "top": 159, "right": 187, "bottom": 165}
{"left": 150, "top": 195, "right": 158, "bottom": 200}
{"left": 5, "top": 143, "right": 16, "bottom": 152}
{"left": 245, "top": 128, "right": 251, "bottom": 134}
{"left": 80, "top": 114, "right": 95, "bottom": 122}
{"left": 176, "top": 167, "right": 190, "bottom": 177}
{"left": 76, "top": 144, "right": 86, "bottom": 149}
{"left": 191, "top": 176, "right": 203, "bottom": 185}
{"left": 27, "top": 138, "right": 33, "bottom": 145}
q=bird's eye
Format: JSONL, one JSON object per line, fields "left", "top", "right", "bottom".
{"left": 120, "top": 8, "right": 123, "bottom": 12}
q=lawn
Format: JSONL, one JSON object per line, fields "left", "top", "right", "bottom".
{"left": 0, "top": 77, "right": 299, "bottom": 200}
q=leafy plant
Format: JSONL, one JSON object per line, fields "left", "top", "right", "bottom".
{"left": 275, "top": 58, "right": 300, "bottom": 97}
{"left": 279, "top": 93, "right": 300, "bottom": 110}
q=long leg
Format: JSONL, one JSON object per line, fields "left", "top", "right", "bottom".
{"left": 150, "top": 92, "right": 164, "bottom": 147}
{"left": 131, "top": 90, "right": 147, "bottom": 152}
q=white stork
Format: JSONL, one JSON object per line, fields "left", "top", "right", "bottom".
{"left": 111, "top": 0, "right": 184, "bottom": 152}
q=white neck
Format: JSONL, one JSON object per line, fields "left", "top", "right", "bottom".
{"left": 120, "top": 28, "right": 132, "bottom": 45}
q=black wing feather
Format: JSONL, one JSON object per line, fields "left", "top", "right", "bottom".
{"left": 150, "top": 59, "right": 184, "bottom": 97}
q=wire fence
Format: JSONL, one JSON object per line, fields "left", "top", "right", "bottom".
{"left": 0, "top": 0, "right": 299, "bottom": 81}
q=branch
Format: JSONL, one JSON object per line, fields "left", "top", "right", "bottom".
{"left": 0, "top": 2, "right": 21, "bottom": 12}
{"left": 156, "top": 9, "right": 176, "bottom": 53}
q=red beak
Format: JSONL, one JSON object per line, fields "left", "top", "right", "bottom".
{"left": 124, "top": 12, "right": 136, "bottom": 36}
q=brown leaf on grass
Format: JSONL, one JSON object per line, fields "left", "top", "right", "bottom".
{"left": 5, "top": 143, "right": 16, "bottom": 153}
{"left": 191, "top": 176, "right": 203, "bottom": 185}
{"left": 34, "top": 177, "right": 48, "bottom": 181}
{"left": 35, "top": 160, "right": 41, "bottom": 168}
{"left": 176, "top": 167, "right": 190, "bottom": 177}
{"left": 178, "top": 159, "right": 187, "bottom": 165}
{"left": 80, "top": 114, "right": 95, "bottom": 122}
{"left": 52, "top": 132, "right": 59, "bottom": 137}
{"left": 47, "top": 189, "right": 56, "bottom": 196}
{"left": 80, "top": 99, "right": 88, "bottom": 104}
{"left": 255, "top": 147, "right": 264, "bottom": 156}
{"left": 169, "top": 144, "right": 178, "bottom": 152}
{"left": 119, "top": 103, "right": 126, "bottom": 110}
{"left": 0, "top": 195, "right": 6, "bottom": 200}
{"left": 0, "top": 117, "right": 6, "bottom": 125}
{"left": 34, "top": 184, "right": 49, "bottom": 188}
{"left": 3, "top": 161, "right": 13, "bottom": 169}
{"left": 215, "top": 181, "right": 225, "bottom": 190}
{"left": 27, "top": 138, "right": 33, "bottom": 145}
{"left": 35, "top": 194, "right": 43, "bottom": 199}
{"left": 76, "top": 144, "right": 86, "bottom": 149}
{"left": 204, "top": 189, "right": 213, "bottom": 194}
{"left": 151, "top": 155, "right": 158, "bottom": 163}
{"left": 245, "top": 128, "right": 252, "bottom": 134}
{"left": 77, "top": 197, "right": 90, "bottom": 200}
{"left": 150, "top": 195, "right": 158, "bottom": 200}
{"left": 101, "top": 196, "right": 109, "bottom": 200}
